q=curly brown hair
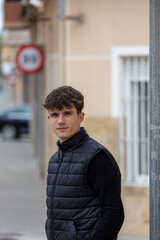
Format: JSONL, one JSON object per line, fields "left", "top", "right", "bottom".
{"left": 43, "top": 86, "right": 84, "bottom": 114}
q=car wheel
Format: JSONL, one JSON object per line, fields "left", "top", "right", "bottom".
{"left": 1, "top": 124, "right": 18, "bottom": 139}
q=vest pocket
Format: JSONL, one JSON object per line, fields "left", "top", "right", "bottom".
{"left": 65, "top": 220, "right": 82, "bottom": 240}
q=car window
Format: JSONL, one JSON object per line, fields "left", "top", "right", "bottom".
{"left": 2, "top": 104, "right": 31, "bottom": 120}
{"left": 11, "top": 105, "right": 31, "bottom": 113}
{"left": 7, "top": 112, "right": 31, "bottom": 120}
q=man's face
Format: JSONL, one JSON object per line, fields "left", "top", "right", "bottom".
{"left": 48, "top": 106, "right": 85, "bottom": 143}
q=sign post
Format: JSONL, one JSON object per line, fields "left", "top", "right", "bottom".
{"left": 16, "top": 44, "right": 44, "bottom": 74}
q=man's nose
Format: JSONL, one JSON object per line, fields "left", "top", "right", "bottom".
{"left": 58, "top": 114, "right": 65, "bottom": 123}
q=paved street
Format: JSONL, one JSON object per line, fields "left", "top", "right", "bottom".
{"left": 0, "top": 136, "right": 46, "bottom": 240}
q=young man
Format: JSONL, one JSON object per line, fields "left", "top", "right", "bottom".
{"left": 43, "top": 86, "right": 124, "bottom": 240}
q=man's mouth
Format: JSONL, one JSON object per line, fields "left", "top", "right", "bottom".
{"left": 57, "top": 127, "right": 68, "bottom": 130}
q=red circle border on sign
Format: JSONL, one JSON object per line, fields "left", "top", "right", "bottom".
{"left": 15, "top": 44, "right": 45, "bottom": 74}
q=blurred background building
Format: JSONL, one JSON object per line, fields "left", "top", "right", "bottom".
{"left": 1, "top": 0, "right": 149, "bottom": 239}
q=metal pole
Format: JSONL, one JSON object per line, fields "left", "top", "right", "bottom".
{"left": 150, "top": 0, "right": 160, "bottom": 239}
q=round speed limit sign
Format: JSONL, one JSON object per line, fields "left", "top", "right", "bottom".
{"left": 16, "top": 44, "right": 44, "bottom": 74}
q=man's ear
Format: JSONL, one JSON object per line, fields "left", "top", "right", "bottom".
{"left": 79, "top": 112, "right": 85, "bottom": 123}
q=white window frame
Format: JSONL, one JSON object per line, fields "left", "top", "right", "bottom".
{"left": 111, "top": 46, "right": 149, "bottom": 186}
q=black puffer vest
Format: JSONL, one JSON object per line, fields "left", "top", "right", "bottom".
{"left": 45, "top": 128, "right": 120, "bottom": 240}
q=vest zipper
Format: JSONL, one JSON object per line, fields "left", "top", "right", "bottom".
{"left": 51, "top": 150, "right": 65, "bottom": 240}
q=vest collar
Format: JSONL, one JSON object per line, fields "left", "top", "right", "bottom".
{"left": 57, "top": 127, "right": 89, "bottom": 152}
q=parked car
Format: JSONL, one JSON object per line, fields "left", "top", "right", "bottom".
{"left": 0, "top": 104, "right": 31, "bottom": 139}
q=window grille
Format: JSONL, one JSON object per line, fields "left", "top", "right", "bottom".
{"left": 119, "top": 56, "right": 149, "bottom": 185}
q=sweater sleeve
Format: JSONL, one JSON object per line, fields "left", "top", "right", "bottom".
{"left": 87, "top": 150, "right": 124, "bottom": 240}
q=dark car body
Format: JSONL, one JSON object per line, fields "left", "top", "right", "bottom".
{"left": 0, "top": 104, "right": 31, "bottom": 139}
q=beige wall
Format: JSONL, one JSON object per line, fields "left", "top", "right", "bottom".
{"left": 64, "top": 0, "right": 149, "bottom": 116}
{"left": 83, "top": 117, "right": 119, "bottom": 162}
{"left": 121, "top": 186, "right": 149, "bottom": 237}
{"left": 39, "top": 0, "right": 149, "bottom": 237}
{"left": 69, "top": 60, "right": 111, "bottom": 117}
{"left": 68, "top": 0, "right": 149, "bottom": 55}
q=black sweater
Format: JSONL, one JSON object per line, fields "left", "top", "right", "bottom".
{"left": 87, "top": 150, "right": 124, "bottom": 240}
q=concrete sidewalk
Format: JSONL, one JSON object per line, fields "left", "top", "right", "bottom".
{"left": 0, "top": 137, "right": 46, "bottom": 240}
{"left": 119, "top": 237, "right": 148, "bottom": 240}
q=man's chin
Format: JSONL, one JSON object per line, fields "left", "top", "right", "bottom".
{"left": 58, "top": 134, "right": 69, "bottom": 142}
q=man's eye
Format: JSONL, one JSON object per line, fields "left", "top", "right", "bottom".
{"left": 50, "top": 113, "right": 58, "bottom": 118}
{"left": 64, "top": 112, "right": 71, "bottom": 116}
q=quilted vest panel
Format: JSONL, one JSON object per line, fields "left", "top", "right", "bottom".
{"left": 45, "top": 137, "right": 118, "bottom": 240}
